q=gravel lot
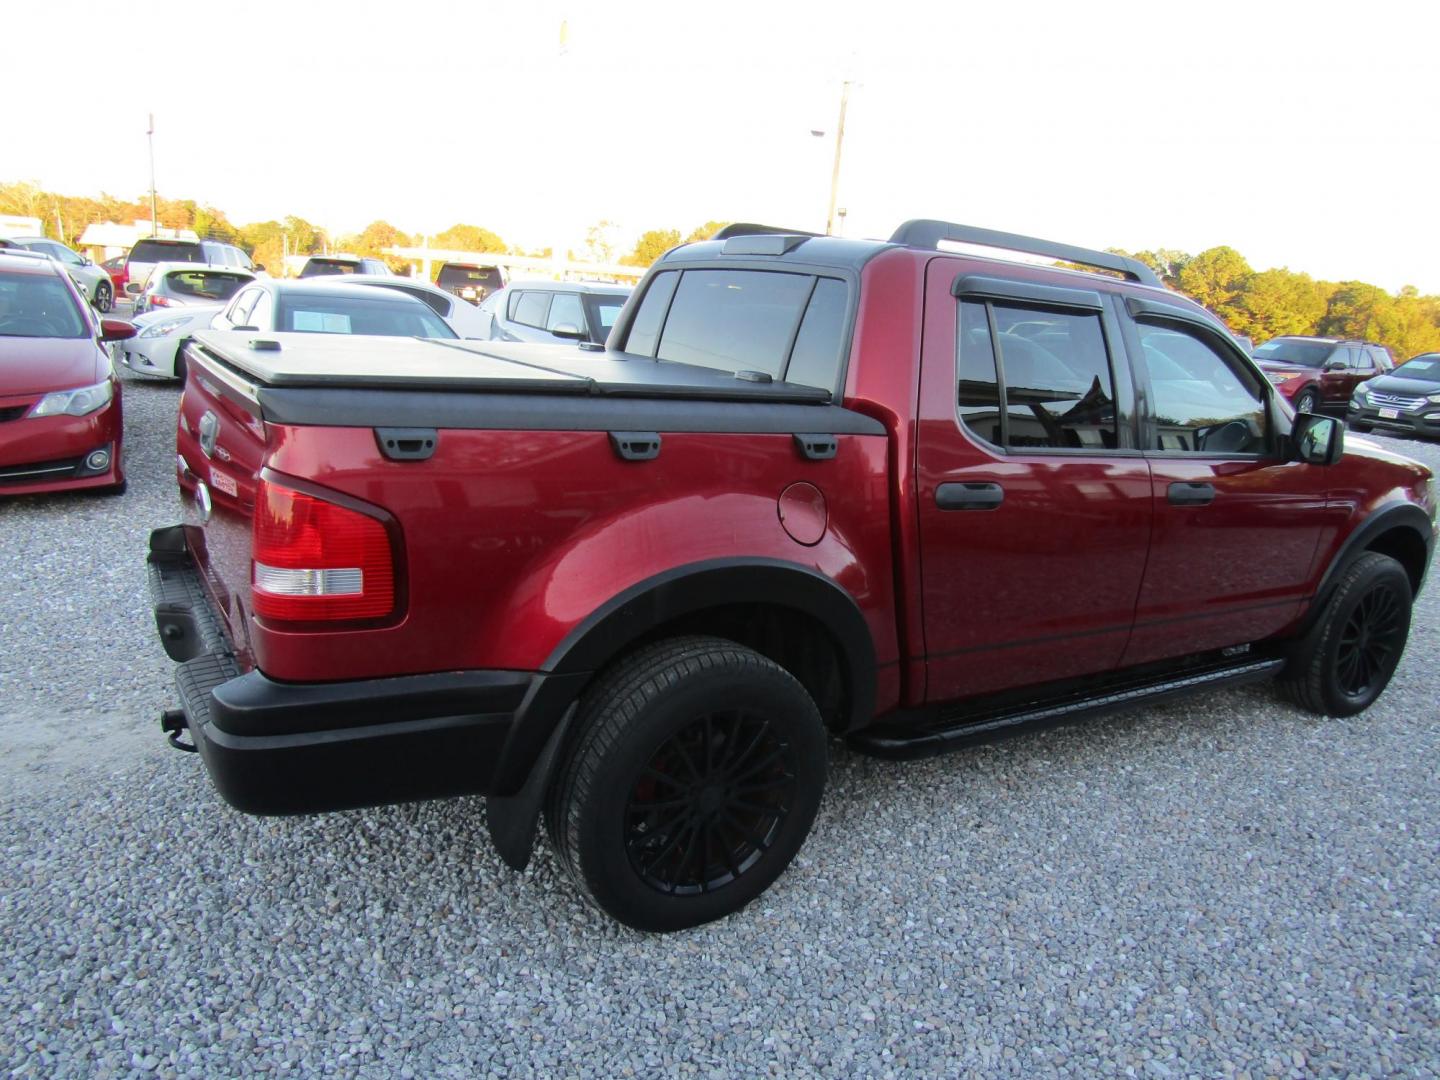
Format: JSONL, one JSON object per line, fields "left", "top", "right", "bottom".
{"left": 1, "top": 373, "right": 1437, "bottom": 1078}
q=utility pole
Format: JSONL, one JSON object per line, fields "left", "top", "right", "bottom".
{"left": 147, "top": 113, "right": 158, "bottom": 237}
{"left": 824, "top": 81, "right": 851, "bottom": 237}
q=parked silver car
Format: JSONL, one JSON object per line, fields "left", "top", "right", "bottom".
{"left": 484, "top": 280, "right": 632, "bottom": 345}
{"left": 3, "top": 236, "right": 114, "bottom": 311}
{"left": 132, "top": 263, "right": 256, "bottom": 317}
{"left": 326, "top": 275, "right": 495, "bottom": 337}
{"left": 123, "top": 237, "right": 257, "bottom": 295}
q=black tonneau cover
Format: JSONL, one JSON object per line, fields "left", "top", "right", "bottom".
{"left": 188, "top": 331, "right": 833, "bottom": 404}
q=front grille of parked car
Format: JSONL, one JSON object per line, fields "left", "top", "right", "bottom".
{"left": 0, "top": 455, "right": 81, "bottom": 484}
{"left": 0, "top": 405, "right": 30, "bottom": 423}
{"left": 1369, "top": 391, "right": 1427, "bottom": 410}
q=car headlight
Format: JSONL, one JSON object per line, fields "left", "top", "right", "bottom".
{"left": 138, "top": 317, "right": 190, "bottom": 339}
{"left": 29, "top": 380, "right": 113, "bottom": 418}
{"left": 1354, "top": 384, "right": 1369, "bottom": 399}
{"left": 1428, "top": 392, "right": 1440, "bottom": 405}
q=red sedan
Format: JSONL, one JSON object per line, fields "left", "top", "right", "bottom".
{"left": 0, "top": 251, "right": 135, "bottom": 495}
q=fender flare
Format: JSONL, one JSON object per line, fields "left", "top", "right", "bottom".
{"left": 1297, "top": 500, "right": 1434, "bottom": 635}
{"left": 485, "top": 559, "right": 878, "bottom": 869}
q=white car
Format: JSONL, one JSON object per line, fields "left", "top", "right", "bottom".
{"left": 485, "top": 280, "right": 632, "bottom": 345}
{"left": 132, "top": 263, "right": 257, "bottom": 317}
{"left": 116, "top": 277, "right": 462, "bottom": 381}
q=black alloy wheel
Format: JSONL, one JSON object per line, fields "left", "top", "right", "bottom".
{"left": 624, "top": 710, "right": 795, "bottom": 896}
{"left": 1279, "top": 551, "right": 1412, "bottom": 716}
{"left": 95, "top": 280, "right": 113, "bottom": 313}
{"left": 546, "top": 636, "right": 828, "bottom": 931}
{"left": 1334, "top": 582, "right": 1406, "bottom": 700}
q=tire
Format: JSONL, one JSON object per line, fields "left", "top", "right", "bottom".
{"left": 544, "top": 635, "right": 828, "bottom": 932}
{"left": 173, "top": 351, "right": 187, "bottom": 385}
{"left": 1278, "top": 552, "right": 1412, "bottom": 717}
{"left": 1294, "top": 388, "right": 1319, "bottom": 414}
{"left": 95, "top": 281, "right": 113, "bottom": 313}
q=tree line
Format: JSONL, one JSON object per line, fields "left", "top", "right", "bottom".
{"left": 1112, "top": 245, "right": 1440, "bottom": 360}
{"left": 6, "top": 180, "right": 1435, "bottom": 360}
{"left": 0, "top": 181, "right": 724, "bottom": 281}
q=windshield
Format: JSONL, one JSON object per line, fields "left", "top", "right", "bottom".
{"left": 0, "top": 270, "right": 88, "bottom": 338}
{"left": 299, "top": 259, "right": 360, "bottom": 278}
{"left": 276, "top": 294, "right": 457, "bottom": 338}
{"left": 585, "top": 295, "right": 626, "bottom": 339}
{"left": 1253, "top": 340, "right": 1333, "bottom": 368}
{"left": 1393, "top": 355, "right": 1440, "bottom": 381}
{"left": 438, "top": 265, "right": 504, "bottom": 289}
{"left": 164, "top": 269, "right": 252, "bottom": 301}
{"left": 130, "top": 240, "right": 203, "bottom": 265}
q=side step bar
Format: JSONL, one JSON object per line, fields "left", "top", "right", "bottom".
{"left": 850, "top": 657, "right": 1286, "bottom": 760}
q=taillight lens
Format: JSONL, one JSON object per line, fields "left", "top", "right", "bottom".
{"left": 151, "top": 295, "right": 173, "bottom": 307}
{"left": 251, "top": 477, "right": 395, "bottom": 621}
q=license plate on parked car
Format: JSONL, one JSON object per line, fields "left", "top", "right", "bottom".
{"left": 1379, "top": 408, "right": 1399, "bottom": 419}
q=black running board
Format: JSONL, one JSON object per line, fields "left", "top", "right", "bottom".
{"left": 849, "top": 657, "right": 1286, "bottom": 760}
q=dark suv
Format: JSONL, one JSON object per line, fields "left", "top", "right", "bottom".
{"left": 123, "top": 238, "right": 256, "bottom": 295}
{"left": 1253, "top": 336, "right": 1393, "bottom": 415}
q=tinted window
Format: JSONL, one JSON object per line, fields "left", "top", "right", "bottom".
{"left": 164, "top": 270, "right": 251, "bottom": 301}
{"left": 130, "top": 240, "right": 203, "bottom": 264}
{"left": 956, "top": 299, "right": 1002, "bottom": 444}
{"left": 1394, "top": 356, "right": 1440, "bottom": 380}
{"left": 276, "top": 295, "right": 457, "bottom": 338}
{"left": 546, "top": 292, "right": 585, "bottom": 332}
{"left": 0, "top": 270, "right": 87, "bottom": 338}
{"left": 1353, "top": 349, "right": 1374, "bottom": 372}
{"left": 1137, "top": 323, "right": 1267, "bottom": 454}
{"left": 1253, "top": 340, "right": 1332, "bottom": 368}
{"left": 513, "top": 290, "right": 551, "bottom": 328}
{"left": 654, "top": 270, "right": 816, "bottom": 378}
{"left": 624, "top": 271, "right": 679, "bottom": 356}
{"left": 299, "top": 258, "right": 360, "bottom": 278}
{"left": 995, "top": 304, "right": 1115, "bottom": 449}
{"left": 785, "top": 277, "right": 848, "bottom": 390}
{"left": 388, "top": 285, "right": 449, "bottom": 317}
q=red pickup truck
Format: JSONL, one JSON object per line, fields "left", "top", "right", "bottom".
{"left": 150, "top": 221, "right": 1436, "bottom": 930}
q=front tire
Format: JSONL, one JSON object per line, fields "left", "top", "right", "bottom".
{"left": 1279, "top": 552, "right": 1412, "bottom": 716}
{"left": 95, "top": 281, "right": 113, "bottom": 313}
{"left": 1294, "top": 387, "right": 1320, "bottom": 414}
{"left": 545, "top": 636, "right": 828, "bottom": 932}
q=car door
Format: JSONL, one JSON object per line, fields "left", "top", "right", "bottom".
{"left": 916, "top": 265, "right": 1153, "bottom": 702}
{"left": 1318, "top": 346, "right": 1359, "bottom": 407}
{"left": 1120, "top": 297, "right": 1331, "bottom": 666}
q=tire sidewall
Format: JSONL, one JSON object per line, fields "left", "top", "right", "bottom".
{"left": 574, "top": 660, "right": 827, "bottom": 932}
{"left": 1312, "top": 558, "right": 1411, "bottom": 715}
{"left": 1296, "top": 388, "right": 1319, "bottom": 413}
{"left": 96, "top": 281, "right": 112, "bottom": 313}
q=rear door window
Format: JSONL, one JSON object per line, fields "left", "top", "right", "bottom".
{"left": 166, "top": 270, "right": 252, "bottom": 301}
{"left": 545, "top": 292, "right": 585, "bottom": 331}
{"left": 130, "top": 240, "right": 203, "bottom": 264}
{"left": 957, "top": 299, "right": 1118, "bottom": 450}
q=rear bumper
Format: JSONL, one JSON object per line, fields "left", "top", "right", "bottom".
{"left": 148, "top": 525, "right": 585, "bottom": 815}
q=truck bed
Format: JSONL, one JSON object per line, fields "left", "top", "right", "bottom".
{"left": 188, "top": 331, "right": 834, "bottom": 403}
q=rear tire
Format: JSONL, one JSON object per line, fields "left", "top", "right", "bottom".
{"left": 1294, "top": 387, "right": 1320, "bottom": 414}
{"left": 545, "top": 636, "right": 828, "bottom": 932}
{"left": 1278, "top": 552, "right": 1411, "bottom": 716}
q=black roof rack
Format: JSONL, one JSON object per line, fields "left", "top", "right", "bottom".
{"left": 889, "top": 220, "right": 1162, "bottom": 288}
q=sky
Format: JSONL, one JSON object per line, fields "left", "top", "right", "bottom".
{"left": 5, "top": 0, "right": 1439, "bottom": 291}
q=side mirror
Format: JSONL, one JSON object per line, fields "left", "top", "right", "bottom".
{"left": 1324, "top": 358, "right": 1347, "bottom": 371}
{"left": 1291, "top": 413, "right": 1344, "bottom": 466}
{"left": 252, "top": 263, "right": 266, "bottom": 273}
{"left": 125, "top": 282, "right": 144, "bottom": 296}
{"left": 99, "top": 318, "right": 137, "bottom": 343}
{"left": 550, "top": 323, "right": 586, "bottom": 340}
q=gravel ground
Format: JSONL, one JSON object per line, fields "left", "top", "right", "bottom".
{"left": 1, "top": 374, "right": 1438, "bottom": 1078}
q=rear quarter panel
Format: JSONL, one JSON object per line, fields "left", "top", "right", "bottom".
{"left": 247, "top": 424, "right": 898, "bottom": 684}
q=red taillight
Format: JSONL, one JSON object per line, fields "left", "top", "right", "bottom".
{"left": 151, "top": 295, "right": 173, "bottom": 307}
{"left": 251, "top": 477, "right": 395, "bottom": 622}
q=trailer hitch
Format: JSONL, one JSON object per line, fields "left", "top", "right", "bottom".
{"left": 159, "top": 708, "right": 197, "bottom": 753}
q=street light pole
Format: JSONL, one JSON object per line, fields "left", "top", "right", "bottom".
{"left": 824, "top": 81, "right": 851, "bottom": 237}
{"left": 147, "top": 113, "right": 157, "bottom": 238}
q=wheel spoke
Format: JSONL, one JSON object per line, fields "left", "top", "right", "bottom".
{"left": 733, "top": 776, "right": 792, "bottom": 795}
{"left": 676, "top": 821, "right": 704, "bottom": 885}
{"left": 723, "top": 718, "right": 771, "bottom": 776}
{"left": 720, "top": 808, "right": 772, "bottom": 853}
{"left": 641, "top": 816, "right": 696, "bottom": 878}
{"left": 731, "top": 748, "right": 788, "bottom": 783}
{"left": 640, "top": 766, "right": 687, "bottom": 791}
{"left": 715, "top": 819, "right": 744, "bottom": 881}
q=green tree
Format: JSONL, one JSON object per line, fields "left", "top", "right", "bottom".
{"left": 1174, "top": 246, "right": 1253, "bottom": 327}
{"left": 1231, "top": 268, "right": 1328, "bottom": 342}
{"left": 622, "top": 228, "right": 681, "bottom": 267}
{"left": 430, "top": 223, "right": 506, "bottom": 254}
{"left": 342, "top": 220, "right": 413, "bottom": 272}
